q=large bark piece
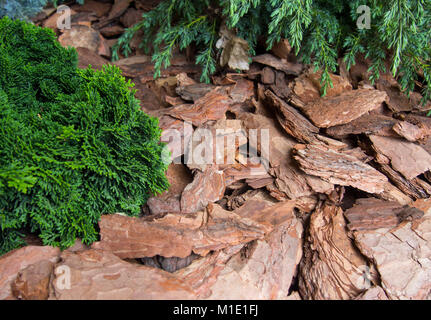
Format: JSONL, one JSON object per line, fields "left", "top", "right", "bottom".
{"left": 229, "top": 79, "right": 254, "bottom": 103}
{"left": 374, "top": 160, "right": 431, "bottom": 199}
{"left": 167, "top": 88, "right": 233, "bottom": 126}
{"left": 223, "top": 164, "right": 272, "bottom": 188}
{"left": 183, "top": 119, "right": 247, "bottom": 172}
{"left": 92, "top": 204, "right": 267, "bottom": 259}
{"left": 240, "top": 113, "right": 332, "bottom": 200}
{"left": 271, "top": 39, "right": 291, "bottom": 60}
{"left": 175, "top": 83, "right": 214, "bottom": 102}
{"left": 49, "top": 249, "right": 196, "bottom": 300}
{"left": 299, "top": 204, "right": 375, "bottom": 300}
{"left": 351, "top": 199, "right": 431, "bottom": 300}
{"left": 77, "top": 47, "right": 110, "bottom": 70}
{"left": 326, "top": 114, "right": 398, "bottom": 138}
{"left": 116, "top": 56, "right": 201, "bottom": 79}
{"left": 293, "top": 144, "right": 388, "bottom": 194}
{"left": 203, "top": 199, "right": 303, "bottom": 299}
{"left": 379, "top": 182, "right": 414, "bottom": 205}
{"left": 175, "top": 245, "right": 244, "bottom": 298}
{"left": 265, "top": 90, "right": 319, "bottom": 143}
{"left": 181, "top": 166, "right": 226, "bottom": 213}
{"left": 376, "top": 78, "right": 413, "bottom": 112}
{"left": 269, "top": 71, "right": 291, "bottom": 99}
{"left": 396, "top": 114, "right": 431, "bottom": 143}
{"left": 252, "top": 54, "right": 302, "bottom": 76}
{"left": 301, "top": 89, "right": 388, "bottom": 128}
{"left": 58, "top": 25, "right": 109, "bottom": 57}
{"left": 393, "top": 121, "right": 431, "bottom": 142}
{"left": 292, "top": 70, "right": 352, "bottom": 105}
{"left": 344, "top": 198, "right": 424, "bottom": 231}
{"left": 370, "top": 135, "right": 431, "bottom": 180}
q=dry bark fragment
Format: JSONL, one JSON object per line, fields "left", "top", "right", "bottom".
{"left": 392, "top": 121, "right": 431, "bottom": 142}
{"left": 352, "top": 199, "right": 431, "bottom": 300}
{"left": 175, "top": 83, "right": 215, "bottom": 102}
{"left": 93, "top": 0, "right": 132, "bottom": 29}
{"left": 404, "top": 114, "right": 431, "bottom": 131}
{"left": 240, "top": 113, "right": 332, "bottom": 199}
{"left": 292, "top": 70, "right": 352, "bottom": 105}
{"left": 223, "top": 164, "right": 272, "bottom": 187}
{"left": 77, "top": 47, "right": 110, "bottom": 70}
{"left": 175, "top": 245, "right": 244, "bottom": 298}
{"left": 203, "top": 199, "right": 302, "bottom": 299}
{"left": 218, "top": 33, "right": 250, "bottom": 71}
{"left": 59, "top": 25, "right": 109, "bottom": 56}
{"left": 252, "top": 54, "right": 302, "bottom": 76}
{"left": 167, "top": 88, "right": 233, "bottom": 126}
{"left": 49, "top": 249, "right": 197, "bottom": 300}
{"left": 269, "top": 71, "right": 291, "bottom": 99}
{"left": 378, "top": 181, "right": 414, "bottom": 205}
{"left": 12, "top": 260, "right": 54, "bottom": 300}
{"left": 92, "top": 204, "right": 266, "bottom": 259}
{"left": 397, "top": 114, "right": 431, "bottom": 142}
{"left": 265, "top": 89, "right": 319, "bottom": 143}
{"left": 268, "top": 137, "right": 326, "bottom": 199}
{"left": 293, "top": 143, "right": 388, "bottom": 194}
{"left": 0, "top": 246, "right": 60, "bottom": 300}
{"left": 120, "top": 8, "right": 144, "bottom": 27}
{"left": 99, "top": 24, "right": 124, "bottom": 37}
{"left": 261, "top": 67, "right": 275, "bottom": 84}
{"left": 374, "top": 160, "right": 430, "bottom": 199}
{"left": 271, "top": 39, "right": 291, "bottom": 60}
{"left": 226, "top": 189, "right": 276, "bottom": 211}
{"left": 299, "top": 203, "right": 376, "bottom": 300}
{"left": 159, "top": 115, "right": 193, "bottom": 161}
{"left": 181, "top": 166, "right": 226, "bottom": 214}
{"left": 120, "top": 59, "right": 200, "bottom": 79}
{"left": 183, "top": 119, "right": 247, "bottom": 172}
{"left": 147, "top": 164, "right": 193, "bottom": 215}
{"left": 229, "top": 78, "right": 254, "bottom": 103}
{"left": 43, "top": 10, "right": 77, "bottom": 31}
{"left": 165, "top": 95, "right": 185, "bottom": 106}
{"left": 344, "top": 198, "right": 424, "bottom": 231}
{"left": 326, "top": 114, "right": 398, "bottom": 138}
{"left": 376, "top": 78, "right": 413, "bottom": 112}
{"left": 301, "top": 89, "right": 388, "bottom": 128}
{"left": 370, "top": 135, "right": 431, "bottom": 180}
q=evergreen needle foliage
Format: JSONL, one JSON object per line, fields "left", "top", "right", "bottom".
{"left": 0, "top": 0, "right": 49, "bottom": 20}
{"left": 113, "top": 0, "right": 431, "bottom": 103}
{"left": 0, "top": 17, "right": 169, "bottom": 255}
{"left": 0, "top": 0, "right": 84, "bottom": 21}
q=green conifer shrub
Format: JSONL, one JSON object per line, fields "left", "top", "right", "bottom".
{"left": 0, "top": 0, "right": 84, "bottom": 21}
{"left": 0, "top": 17, "right": 169, "bottom": 255}
{"left": 0, "top": 0, "right": 49, "bottom": 20}
{"left": 113, "top": 0, "right": 431, "bottom": 103}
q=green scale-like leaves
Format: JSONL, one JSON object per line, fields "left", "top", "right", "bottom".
{"left": 0, "top": 17, "right": 169, "bottom": 255}
{"left": 113, "top": 0, "right": 431, "bottom": 103}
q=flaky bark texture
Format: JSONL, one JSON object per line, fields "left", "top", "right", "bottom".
{"left": 299, "top": 204, "right": 375, "bottom": 300}
{"left": 293, "top": 143, "right": 388, "bottom": 194}
{"left": 301, "top": 89, "right": 388, "bottom": 128}
{"left": 92, "top": 205, "right": 267, "bottom": 259}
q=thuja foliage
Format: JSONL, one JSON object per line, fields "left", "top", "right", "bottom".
{"left": 0, "top": 17, "right": 169, "bottom": 255}
{"left": 0, "top": 0, "right": 84, "bottom": 21}
{"left": 0, "top": 0, "right": 49, "bottom": 20}
{"left": 113, "top": 0, "right": 431, "bottom": 102}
